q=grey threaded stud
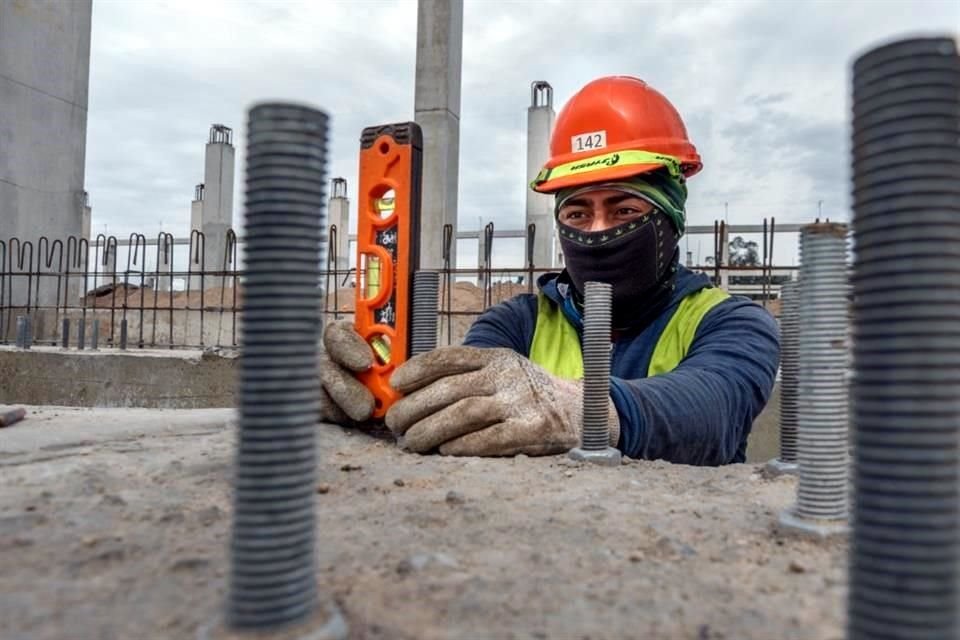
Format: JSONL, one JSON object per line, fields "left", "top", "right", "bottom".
{"left": 211, "top": 102, "right": 346, "bottom": 640}
{"left": 779, "top": 222, "right": 850, "bottom": 538}
{"left": 15, "top": 316, "right": 25, "bottom": 349}
{"left": 568, "top": 281, "right": 621, "bottom": 466}
{"left": 23, "top": 316, "right": 32, "bottom": 350}
{"left": 766, "top": 278, "right": 800, "bottom": 476}
{"left": 847, "top": 36, "right": 960, "bottom": 640}
{"left": 410, "top": 271, "right": 440, "bottom": 356}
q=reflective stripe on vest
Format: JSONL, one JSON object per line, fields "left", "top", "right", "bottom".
{"left": 529, "top": 287, "right": 731, "bottom": 380}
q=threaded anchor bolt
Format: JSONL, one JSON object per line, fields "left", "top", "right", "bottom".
{"left": 568, "top": 281, "right": 621, "bottom": 467}
{"left": 23, "top": 316, "right": 32, "bottom": 350}
{"left": 218, "top": 101, "right": 345, "bottom": 639}
{"left": 779, "top": 223, "right": 850, "bottom": 539}
{"left": 410, "top": 271, "right": 440, "bottom": 356}
{"left": 766, "top": 278, "right": 800, "bottom": 477}
{"left": 847, "top": 35, "right": 960, "bottom": 640}
{"left": 15, "top": 316, "right": 25, "bottom": 349}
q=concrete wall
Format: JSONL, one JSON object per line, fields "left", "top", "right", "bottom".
{"left": 525, "top": 82, "right": 556, "bottom": 270}
{"left": 414, "top": 0, "right": 462, "bottom": 270}
{"left": 0, "top": 346, "right": 237, "bottom": 409}
{"left": 0, "top": 0, "right": 92, "bottom": 306}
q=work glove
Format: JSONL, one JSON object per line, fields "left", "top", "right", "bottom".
{"left": 384, "top": 346, "right": 621, "bottom": 457}
{"left": 318, "top": 320, "right": 376, "bottom": 426}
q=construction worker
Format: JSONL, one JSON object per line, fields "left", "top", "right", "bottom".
{"left": 320, "top": 76, "right": 780, "bottom": 466}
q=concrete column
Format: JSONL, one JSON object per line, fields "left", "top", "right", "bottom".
{"left": 189, "top": 184, "right": 204, "bottom": 292}
{"left": 190, "top": 184, "right": 204, "bottom": 234}
{"left": 414, "top": 0, "right": 463, "bottom": 270}
{"left": 0, "top": 0, "right": 92, "bottom": 306}
{"left": 156, "top": 238, "right": 173, "bottom": 293}
{"left": 526, "top": 81, "right": 556, "bottom": 272}
{"left": 201, "top": 125, "right": 235, "bottom": 278}
{"left": 328, "top": 178, "right": 350, "bottom": 275}
{"left": 103, "top": 240, "right": 117, "bottom": 287}
{"left": 71, "top": 191, "right": 92, "bottom": 303}
{"left": 81, "top": 192, "right": 92, "bottom": 244}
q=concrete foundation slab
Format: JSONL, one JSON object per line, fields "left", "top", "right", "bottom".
{"left": 0, "top": 406, "right": 846, "bottom": 639}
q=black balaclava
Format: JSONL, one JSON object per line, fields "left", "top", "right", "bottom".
{"left": 558, "top": 210, "right": 680, "bottom": 332}
{"left": 555, "top": 169, "right": 686, "bottom": 333}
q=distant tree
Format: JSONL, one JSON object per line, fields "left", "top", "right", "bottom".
{"left": 728, "top": 236, "right": 760, "bottom": 266}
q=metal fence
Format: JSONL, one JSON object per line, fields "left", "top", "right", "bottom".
{"left": 1, "top": 221, "right": 794, "bottom": 351}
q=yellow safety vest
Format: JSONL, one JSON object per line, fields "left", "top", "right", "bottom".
{"left": 529, "top": 287, "right": 731, "bottom": 380}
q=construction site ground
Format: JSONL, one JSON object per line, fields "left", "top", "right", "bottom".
{"left": 0, "top": 406, "right": 845, "bottom": 640}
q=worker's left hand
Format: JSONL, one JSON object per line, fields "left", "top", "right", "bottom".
{"left": 384, "top": 346, "right": 619, "bottom": 456}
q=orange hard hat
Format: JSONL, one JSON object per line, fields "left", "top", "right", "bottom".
{"left": 531, "top": 76, "right": 702, "bottom": 193}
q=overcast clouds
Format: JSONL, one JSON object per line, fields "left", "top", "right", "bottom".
{"left": 85, "top": 0, "right": 958, "bottom": 266}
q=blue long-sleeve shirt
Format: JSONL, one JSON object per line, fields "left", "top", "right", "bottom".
{"left": 463, "top": 266, "right": 780, "bottom": 465}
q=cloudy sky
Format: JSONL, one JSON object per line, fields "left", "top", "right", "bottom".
{"left": 85, "top": 0, "right": 958, "bottom": 268}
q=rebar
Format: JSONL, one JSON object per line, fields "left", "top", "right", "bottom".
{"left": 119, "top": 319, "right": 128, "bottom": 350}
{"left": 767, "top": 279, "right": 800, "bottom": 476}
{"left": 228, "top": 102, "right": 339, "bottom": 635}
{"left": 91, "top": 319, "right": 99, "bottom": 351}
{"left": 779, "top": 222, "right": 849, "bottom": 537}
{"left": 77, "top": 318, "right": 85, "bottom": 351}
{"left": 568, "top": 281, "right": 620, "bottom": 466}
{"left": 847, "top": 36, "right": 960, "bottom": 640}
{"left": 410, "top": 271, "right": 440, "bottom": 356}
{"left": 61, "top": 318, "right": 70, "bottom": 350}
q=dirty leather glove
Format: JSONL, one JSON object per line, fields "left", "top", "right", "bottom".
{"left": 318, "top": 320, "right": 376, "bottom": 426}
{"left": 384, "top": 346, "right": 620, "bottom": 456}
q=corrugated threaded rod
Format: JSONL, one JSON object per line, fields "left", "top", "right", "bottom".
{"left": 15, "top": 316, "right": 24, "bottom": 349}
{"left": 778, "top": 279, "right": 800, "bottom": 464}
{"left": 568, "top": 281, "right": 621, "bottom": 466}
{"left": 23, "top": 316, "right": 32, "bottom": 350}
{"left": 767, "top": 278, "right": 800, "bottom": 476}
{"left": 848, "top": 35, "right": 960, "bottom": 640}
{"left": 410, "top": 271, "right": 440, "bottom": 356}
{"left": 228, "top": 102, "right": 332, "bottom": 634}
{"left": 581, "top": 280, "right": 613, "bottom": 450}
{"left": 779, "top": 222, "right": 850, "bottom": 538}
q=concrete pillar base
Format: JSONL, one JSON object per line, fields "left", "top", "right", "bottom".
{"left": 778, "top": 506, "right": 848, "bottom": 540}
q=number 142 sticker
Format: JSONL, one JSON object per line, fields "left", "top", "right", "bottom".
{"left": 572, "top": 130, "right": 607, "bottom": 152}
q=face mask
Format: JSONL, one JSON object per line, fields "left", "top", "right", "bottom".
{"left": 558, "top": 209, "right": 680, "bottom": 329}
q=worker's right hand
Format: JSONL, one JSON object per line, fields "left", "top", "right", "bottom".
{"left": 319, "top": 320, "right": 377, "bottom": 426}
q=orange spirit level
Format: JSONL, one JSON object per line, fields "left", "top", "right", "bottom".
{"left": 354, "top": 123, "right": 423, "bottom": 419}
